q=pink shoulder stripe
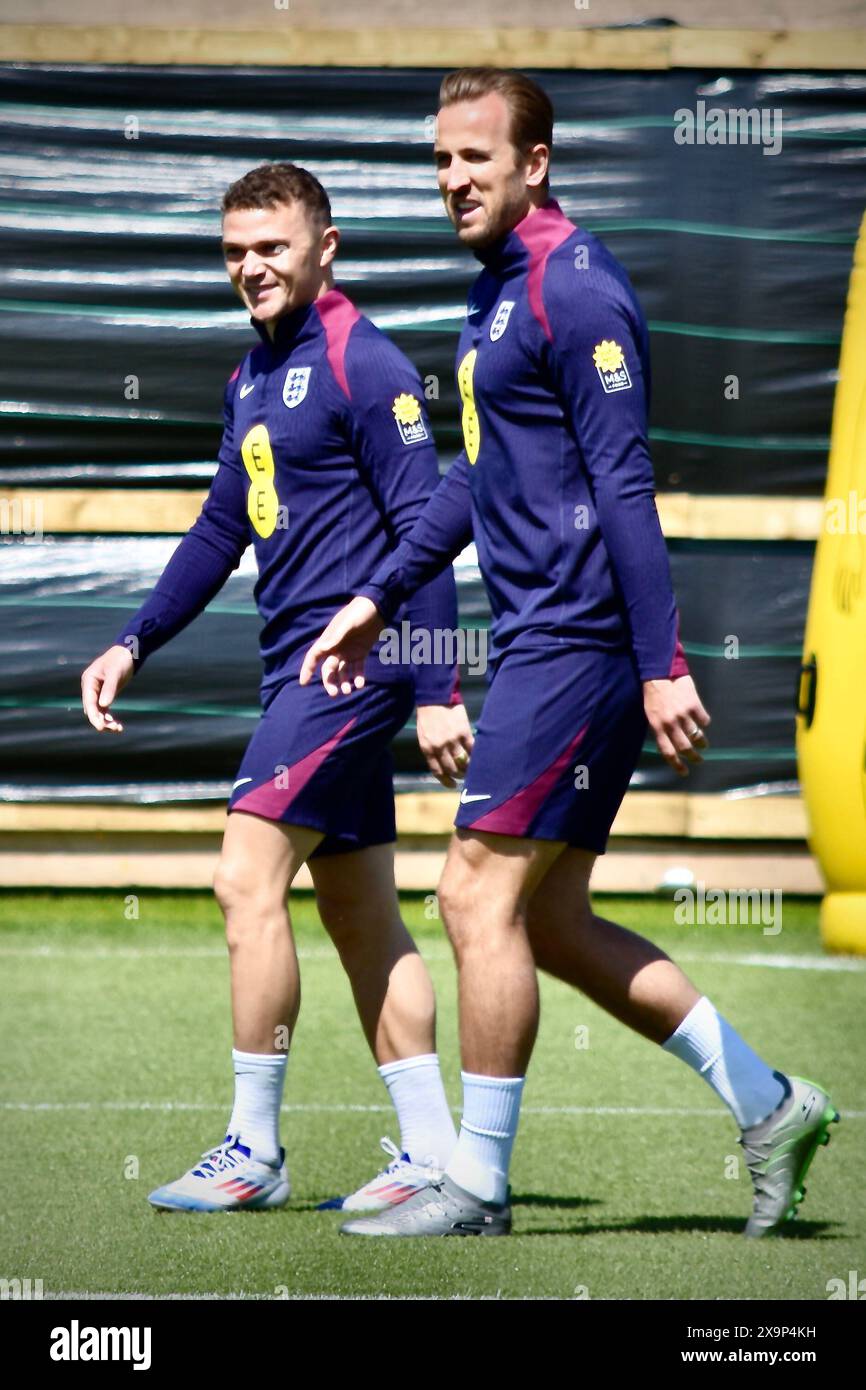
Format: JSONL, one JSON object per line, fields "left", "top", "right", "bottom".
{"left": 514, "top": 200, "right": 576, "bottom": 343}
{"left": 314, "top": 288, "right": 362, "bottom": 399}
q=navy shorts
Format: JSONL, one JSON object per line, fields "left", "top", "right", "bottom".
{"left": 454, "top": 645, "right": 647, "bottom": 854}
{"left": 228, "top": 675, "right": 415, "bottom": 857}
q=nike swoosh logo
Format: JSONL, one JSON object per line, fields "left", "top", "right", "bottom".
{"left": 467, "top": 303, "right": 481, "bottom": 316}
{"left": 460, "top": 790, "right": 492, "bottom": 804}
{"left": 239, "top": 383, "right": 255, "bottom": 398}
{"left": 232, "top": 777, "right": 253, "bottom": 791}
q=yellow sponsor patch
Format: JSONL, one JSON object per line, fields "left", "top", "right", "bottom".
{"left": 392, "top": 392, "right": 429, "bottom": 445}
{"left": 592, "top": 339, "right": 632, "bottom": 393}
{"left": 241, "top": 423, "right": 280, "bottom": 539}
{"left": 457, "top": 349, "right": 480, "bottom": 464}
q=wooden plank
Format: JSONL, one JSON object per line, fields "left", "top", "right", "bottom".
{"left": 6, "top": 1, "right": 866, "bottom": 33}
{"left": 670, "top": 26, "right": 866, "bottom": 71}
{"left": 587, "top": 848, "right": 823, "bottom": 895}
{"left": 0, "top": 489, "right": 205, "bottom": 536}
{"left": 0, "top": 844, "right": 822, "bottom": 892}
{"left": 687, "top": 795, "right": 809, "bottom": 841}
{"left": 0, "top": 26, "right": 864, "bottom": 70}
{"left": 0, "top": 488, "right": 825, "bottom": 540}
{"left": 0, "top": 792, "right": 810, "bottom": 840}
{"left": 656, "top": 494, "right": 824, "bottom": 542}
{"left": 0, "top": 806, "right": 229, "bottom": 833}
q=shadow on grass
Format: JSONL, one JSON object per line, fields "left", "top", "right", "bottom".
{"left": 512, "top": 1193, "right": 600, "bottom": 1211}
{"left": 297, "top": 1192, "right": 603, "bottom": 1214}
{"left": 293, "top": 1197, "right": 839, "bottom": 1239}
{"left": 512, "top": 1211, "right": 839, "bottom": 1238}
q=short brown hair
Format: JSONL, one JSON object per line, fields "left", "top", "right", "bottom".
{"left": 439, "top": 67, "right": 554, "bottom": 167}
{"left": 221, "top": 162, "right": 332, "bottom": 230}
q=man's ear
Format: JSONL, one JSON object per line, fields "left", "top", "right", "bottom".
{"left": 525, "top": 143, "right": 550, "bottom": 189}
{"left": 320, "top": 224, "right": 340, "bottom": 268}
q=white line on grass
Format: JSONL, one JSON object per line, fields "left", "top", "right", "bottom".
{"left": 677, "top": 951, "right": 866, "bottom": 972}
{"left": 1, "top": 945, "right": 864, "bottom": 971}
{"left": 3, "top": 1100, "right": 864, "bottom": 1117}
{"left": 45, "top": 1292, "right": 548, "bottom": 1301}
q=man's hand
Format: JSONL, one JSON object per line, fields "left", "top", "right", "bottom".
{"left": 643, "top": 674, "right": 710, "bottom": 777}
{"left": 416, "top": 703, "right": 474, "bottom": 789}
{"left": 81, "top": 644, "right": 135, "bottom": 733}
{"left": 299, "top": 596, "right": 385, "bottom": 695}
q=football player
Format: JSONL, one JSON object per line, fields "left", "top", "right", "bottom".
{"left": 81, "top": 163, "right": 473, "bottom": 1213}
{"left": 302, "top": 71, "right": 838, "bottom": 1237}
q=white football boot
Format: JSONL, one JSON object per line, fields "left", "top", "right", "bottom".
{"left": 148, "top": 1134, "right": 290, "bottom": 1212}
{"left": 317, "top": 1136, "right": 442, "bottom": 1213}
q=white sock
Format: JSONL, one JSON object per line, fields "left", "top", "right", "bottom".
{"left": 445, "top": 1071, "right": 525, "bottom": 1205}
{"left": 226, "top": 1048, "right": 287, "bottom": 1166}
{"left": 378, "top": 1053, "right": 457, "bottom": 1168}
{"left": 662, "top": 996, "right": 786, "bottom": 1128}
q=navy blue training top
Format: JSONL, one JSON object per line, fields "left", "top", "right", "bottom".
{"left": 115, "top": 287, "right": 460, "bottom": 704}
{"left": 360, "top": 200, "right": 688, "bottom": 683}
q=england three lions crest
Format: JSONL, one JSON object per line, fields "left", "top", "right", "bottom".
{"left": 282, "top": 366, "right": 312, "bottom": 409}
{"left": 392, "top": 393, "right": 429, "bottom": 446}
{"left": 489, "top": 300, "right": 515, "bottom": 341}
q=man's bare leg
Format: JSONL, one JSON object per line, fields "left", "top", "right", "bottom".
{"left": 310, "top": 843, "right": 456, "bottom": 1168}
{"left": 145, "top": 811, "right": 320, "bottom": 1208}
{"left": 438, "top": 829, "right": 566, "bottom": 1075}
{"left": 526, "top": 845, "right": 700, "bottom": 1042}
{"left": 524, "top": 846, "right": 787, "bottom": 1128}
{"left": 210, "top": 811, "right": 322, "bottom": 1167}
{"left": 418, "top": 829, "right": 565, "bottom": 1204}
{"left": 214, "top": 810, "right": 322, "bottom": 1054}
{"left": 311, "top": 843, "right": 437, "bottom": 1062}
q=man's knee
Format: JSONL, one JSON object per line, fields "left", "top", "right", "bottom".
{"left": 213, "top": 853, "right": 285, "bottom": 930}
{"left": 315, "top": 887, "right": 368, "bottom": 956}
{"left": 437, "top": 861, "right": 470, "bottom": 935}
{"left": 437, "top": 851, "right": 500, "bottom": 958}
{"left": 526, "top": 884, "right": 592, "bottom": 961}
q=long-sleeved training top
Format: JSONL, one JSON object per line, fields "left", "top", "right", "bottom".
{"left": 114, "top": 287, "right": 460, "bottom": 704}
{"left": 359, "top": 198, "right": 688, "bottom": 683}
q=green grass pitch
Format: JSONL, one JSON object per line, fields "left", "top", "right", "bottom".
{"left": 0, "top": 890, "right": 863, "bottom": 1300}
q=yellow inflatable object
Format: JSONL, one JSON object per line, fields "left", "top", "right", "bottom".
{"left": 796, "top": 210, "right": 866, "bottom": 954}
